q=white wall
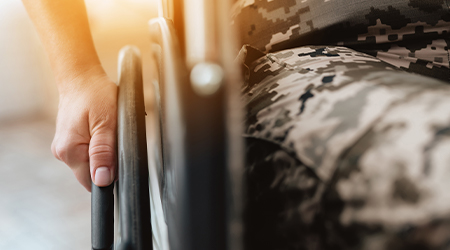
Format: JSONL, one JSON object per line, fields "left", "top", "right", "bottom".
{"left": 0, "top": 0, "right": 157, "bottom": 122}
{"left": 0, "top": 1, "right": 57, "bottom": 121}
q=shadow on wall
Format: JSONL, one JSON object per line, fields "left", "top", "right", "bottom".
{"left": 0, "top": 0, "right": 157, "bottom": 123}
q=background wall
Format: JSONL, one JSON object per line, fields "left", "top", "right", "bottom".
{"left": 0, "top": 1, "right": 52, "bottom": 121}
{"left": 0, "top": 1, "right": 157, "bottom": 249}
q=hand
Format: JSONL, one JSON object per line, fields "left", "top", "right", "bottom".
{"left": 51, "top": 67, "right": 117, "bottom": 192}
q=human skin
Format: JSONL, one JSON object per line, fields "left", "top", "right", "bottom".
{"left": 22, "top": 0, "right": 117, "bottom": 191}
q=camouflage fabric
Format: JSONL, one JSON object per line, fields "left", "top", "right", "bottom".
{"left": 239, "top": 45, "right": 450, "bottom": 249}
{"left": 230, "top": 1, "right": 450, "bottom": 248}
{"left": 231, "top": 0, "right": 450, "bottom": 82}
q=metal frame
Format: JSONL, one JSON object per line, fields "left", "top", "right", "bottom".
{"left": 92, "top": 0, "right": 244, "bottom": 249}
{"left": 149, "top": 0, "right": 244, "bottom": 245}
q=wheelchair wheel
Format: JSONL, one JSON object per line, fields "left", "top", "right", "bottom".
{"left": 149, "top": 16, "right": 244, "bottom": 250}
{"left": 92, "top": 46, "right": 152, "bottom": 250}
{"left": 116, "top": 46, "right": 152, "bottom": 250}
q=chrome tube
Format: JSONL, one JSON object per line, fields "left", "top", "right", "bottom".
{"left": 151, "top": 0, "right": 244, "bottom": 249}
{"left": 157, "top": 0, "right": 173, "bottom": 19}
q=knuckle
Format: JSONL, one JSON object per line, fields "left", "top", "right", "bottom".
{"left": 53, "top": 142, "right": 70, "bottom": 163}
{"left": 89, "top": 144, "right": 115, "bottom": 159}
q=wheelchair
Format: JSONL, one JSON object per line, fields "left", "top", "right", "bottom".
{"left": 91, "top": 0, "right": 245, "bottom": 249}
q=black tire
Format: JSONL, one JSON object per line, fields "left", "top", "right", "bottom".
{"left": 116, "top": 45, "right": 152, "bottom": 250}
{"left": 91, "top": 45, "right": 152, "bottom": 250}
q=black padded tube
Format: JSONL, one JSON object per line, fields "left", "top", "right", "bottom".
{"left": 91, "top": 183, "right": 114, "bottom": 250}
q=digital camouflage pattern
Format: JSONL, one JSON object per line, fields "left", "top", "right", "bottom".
{"left": 239, "top": 45, "right": 450, "bottom": 249}
{"left": 231, "top": 0, "right": 450, "bottom": 81}
{"left": 230, "top": 1, "right": 450, "bottom": 248}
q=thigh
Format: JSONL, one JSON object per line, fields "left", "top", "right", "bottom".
{"left": 323, "top": 92, "right": 450, "bottom": 250}
{"left": 241, "top": 44, "right": 450, "bottom": 184}
{"left": 241, "top": 45, "right": 450, "bottom": 249}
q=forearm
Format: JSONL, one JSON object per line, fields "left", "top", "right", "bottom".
{"left": 23, "top": 0, "right": 117, "bottom": 191}
{"left": 22, "top": 0, "right": 104, "bottom": 91}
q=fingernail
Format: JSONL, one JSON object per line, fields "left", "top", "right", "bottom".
{"left": 95, "top": 167, "right": 112, "bottom": 186}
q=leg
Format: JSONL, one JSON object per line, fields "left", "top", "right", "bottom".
{"left": 240, "top": 45, "right": 450, "bottom": 249}
{"left": 324, "top": 92, "right": 450, "bottom": 250}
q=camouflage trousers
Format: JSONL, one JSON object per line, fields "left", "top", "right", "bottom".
{"left": 240, "top": 45, "right": 450, "bottom": 250}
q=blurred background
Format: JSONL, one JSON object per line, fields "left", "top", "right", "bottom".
{"left": 0, "top": 0, "right": 157, "bottom": 249}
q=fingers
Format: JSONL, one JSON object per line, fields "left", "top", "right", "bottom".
{"left": 52, "top": 125, "right": 117, "bottom": 191}
{"left": 51, "top": 77, "right": 118, "bottom": 192}
{"left": 52, "top": 132, "right": 92, "bottom": 191}
{"left": 89, "top": 129, "right": 116, "bottom": 187}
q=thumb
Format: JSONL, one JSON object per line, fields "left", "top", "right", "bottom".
{"left": 89, "top": 129, "right": 116, "bottom": 187}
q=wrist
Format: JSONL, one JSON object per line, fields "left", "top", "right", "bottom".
{"left": 56, "top": 64, "right": 108, "bottom": 95}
